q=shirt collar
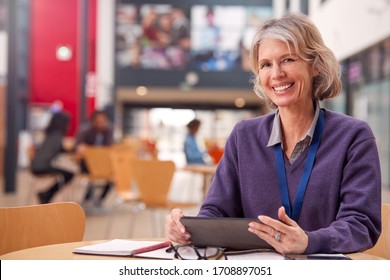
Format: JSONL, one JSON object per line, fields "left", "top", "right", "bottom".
{"left": 267, "top": 101, "right": 320, "bottom": 147}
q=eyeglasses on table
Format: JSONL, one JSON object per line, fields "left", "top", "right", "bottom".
{"left": 166, "top": 244, "right": 278, "bottom": 260}
{"left": 166, "top": 244, "right": 226, "bottom": 260}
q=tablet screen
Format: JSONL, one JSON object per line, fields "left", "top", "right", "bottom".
{"left": 180, "top": 217, "right": 273, "bottom": 250}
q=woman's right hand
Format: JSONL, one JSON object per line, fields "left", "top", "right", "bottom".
{"left": 165, "top": 208, "right": 191, "bottom": 244}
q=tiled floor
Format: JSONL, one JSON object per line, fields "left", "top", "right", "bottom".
{"left": 1, "top": 168, "right": 390, "bottom": 242}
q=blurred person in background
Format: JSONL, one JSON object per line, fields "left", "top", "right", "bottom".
{"left": 184, "top": 119, "right": 209, "bottom": 165}
{"left": 167, "top": 13, "right": 381, "bottom": 255}
{"left": 76, "top": 110, "right": 113, "bottom": 210}
{"left": 31, "top": 111, "right": 74, "bottom": 204}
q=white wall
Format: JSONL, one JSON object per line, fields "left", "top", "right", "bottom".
{"left": 310, "top": 0, "right": 390, "bottom": 60}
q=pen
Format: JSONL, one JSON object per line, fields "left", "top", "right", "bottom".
{"left": 131, "top": 241, "right": 172, "bottom": 255}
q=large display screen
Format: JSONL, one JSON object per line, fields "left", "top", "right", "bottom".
{"left": 116, "top": 0, "right": 273, "bottom": 88}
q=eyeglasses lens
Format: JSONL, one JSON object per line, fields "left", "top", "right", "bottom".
{"left": 176, "top": 246, "right": 199, "bottom": 259}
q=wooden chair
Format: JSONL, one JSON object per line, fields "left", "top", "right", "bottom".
{"left": 80, "top": 146, "right": 114, "bottom": 207}
{"left": 0, "top": 202, "right": 86, "bottom": 256}
{"left": 130, "top": 158, "right": 198, "bottom": 237}
{"left": 105, "top": 151, "right": 142, "bottom": 238}
{"left": 82, "top": 146, "right": 113, "bottom": 181}
{"left": 111, "top": 142, "right": 135, "bottom": 153}
{"left": 364, "top": 203, "right": 390, "bottom": 259}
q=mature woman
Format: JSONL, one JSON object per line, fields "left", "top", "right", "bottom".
{"left": 166, "top": 13, "right": 381, "bottom": 255}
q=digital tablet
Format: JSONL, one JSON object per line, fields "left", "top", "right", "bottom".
{"left": 180, "top": 217, "right": 273, "bottom": 250}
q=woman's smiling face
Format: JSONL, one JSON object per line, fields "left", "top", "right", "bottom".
{"left": 257, "top": 38, "right": 317, "bottom": 110}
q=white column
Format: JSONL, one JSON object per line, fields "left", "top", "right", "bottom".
{"left": 273, "top": 0, "right": 286, "bottom": 18}
{"left": 0, "top": 31, "right": 7, "bottom": 83}
{"left": 96, "top": 0, "right": 115, "bottom": 109}
{"left": 309, "top": 0, "right": 322, "bottom": 17}
{"left": 290, "top": 0, "right": 301, "bottom": 12}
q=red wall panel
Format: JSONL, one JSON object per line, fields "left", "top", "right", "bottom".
{"left": 29, "top": 0, "right": 97, "bottom": 135}
{"left": 30, "top": 0, "right": 79, "bottom": 135}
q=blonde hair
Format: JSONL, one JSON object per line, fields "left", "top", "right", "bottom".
{"left": 249, "top": 13, "right": 342, "bottom": 108}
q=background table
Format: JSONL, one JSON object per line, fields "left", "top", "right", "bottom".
{"left": 183, "top": 164, "right": 217, "bottom": 199}
{"left": 0, "top": 240, "right": 384, "bottom": 260}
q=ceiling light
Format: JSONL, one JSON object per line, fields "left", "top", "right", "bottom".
{"left": 234, "top": 98, "right": 246, "bottom": 108}
{"left": 136, "top": 86, "right": 148, "bottom": 96}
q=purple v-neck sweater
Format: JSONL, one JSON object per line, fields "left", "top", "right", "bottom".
{"left": 199, "top": 109, "right": 381, "bottom": 254}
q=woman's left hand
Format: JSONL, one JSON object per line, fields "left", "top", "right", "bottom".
{"left": 248, "top": 206, "right": 308, "bottom": 255}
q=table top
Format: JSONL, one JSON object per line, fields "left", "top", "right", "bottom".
{"left": 0, "top": 240, "right": 134, "bottom": 260}
{"left": 0, "top": 240, "right": 384, "bottom": 260}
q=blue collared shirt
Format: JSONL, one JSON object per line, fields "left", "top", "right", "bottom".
{"left": 267, "top": 101, "right": 320, "bottom": 163}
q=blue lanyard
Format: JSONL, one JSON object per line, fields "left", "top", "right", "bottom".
{"left": 274, "top": 109, "right": 325, "bottom": 222}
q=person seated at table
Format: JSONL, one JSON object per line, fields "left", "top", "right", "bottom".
{"left": 184, "top": 119, "right": 210, "bottom": 165}
{"left": 75, "top": 110, "right": 113, "bottom": 210}
{"left": 166, "top": 13, "right": 381, "bottom": 255}
{"left": 31, "top": 111, "right": 74, "bottom": 204}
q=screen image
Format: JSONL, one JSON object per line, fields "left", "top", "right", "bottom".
{"left": 191, "top": 6, "right": 272, "bottom": 72}
{"left": 117, "top": 4, "right": 190, "bottom": 70}
{"left": 116, "top": 0, "right": 273, "bottom": 88}
{"left": 191, "top": 6, "right": 245, "bottom": 71}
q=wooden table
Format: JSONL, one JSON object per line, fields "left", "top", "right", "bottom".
{"left": 0, "top": 240, "right": 384, "bottom": 260}
{"left": 183, "top": 164, "right": 217, "bottom": 199}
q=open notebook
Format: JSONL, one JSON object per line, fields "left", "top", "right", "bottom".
{"left": 73, "top": 239, "right": 174, "bottom": 259}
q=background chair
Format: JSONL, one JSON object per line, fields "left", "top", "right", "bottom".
{"left": 364, "top": 203, "right": 390, "bottom": 259}
{"left": 82, "top": 146, "right": 113, "bottom": 182}
{"left": 105, "top": 151, "right": 142, "bottom": 238}
{"left": 80, "top": 146, "right": 114, "bottom": 207}
{"left": 131, "top": 158, "right": 198, "bottom": 237}
{"left": 0, "top": 202, "right": 86, "bottom": 256}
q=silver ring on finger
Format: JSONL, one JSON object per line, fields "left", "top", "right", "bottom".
{"left": 275, "top": 231, "right": 281, "bottom": 242}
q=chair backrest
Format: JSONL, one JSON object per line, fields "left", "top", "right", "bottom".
{"left": 131, "top": 158, "right": 175, "bottom": 208}
{"left": 364, "top": 203, "right": 390, "bottom": 259}
{"left": 110, "top": 151, "right": 134, "bottom": 193}
{"left": 0, "top": 202, "right": 86, "bottom": 256}
{"left": 111, "top": 142, "right": 135, "bottom": 153}
{"left": 82, "top": 146, "right": 113, "bottom": 180}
